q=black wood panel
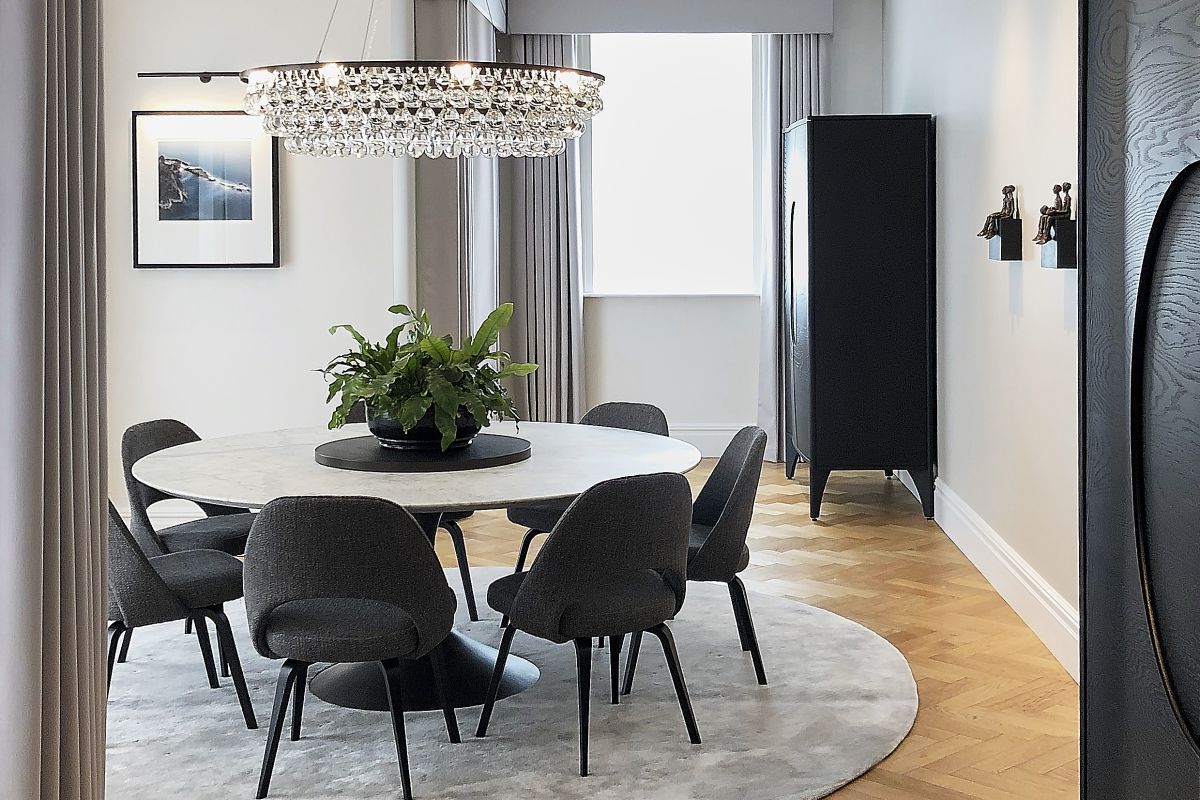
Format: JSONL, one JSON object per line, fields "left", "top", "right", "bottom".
{"left": 1083, "top": 1, "right": 1200, "bottom": 796}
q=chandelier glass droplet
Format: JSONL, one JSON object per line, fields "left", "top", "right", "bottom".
{"left": 241, "top": 61, "right": 605, "bottom": 159}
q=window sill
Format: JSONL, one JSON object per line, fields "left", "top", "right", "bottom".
{"left": 583, "top": 292, "right": 761, "bottom": 299}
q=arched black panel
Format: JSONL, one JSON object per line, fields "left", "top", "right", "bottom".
{"left": 1132, "top": 160, "right": 1200, "bottom": 759}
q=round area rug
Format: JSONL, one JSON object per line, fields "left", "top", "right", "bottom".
{"left": 106, "top": 568, "right": 917, "bottom": 800}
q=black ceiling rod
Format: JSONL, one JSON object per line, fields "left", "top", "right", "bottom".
{"left": 136, "top": 71, "right": 247, "bottom": 84}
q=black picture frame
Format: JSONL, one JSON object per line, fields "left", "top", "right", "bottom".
{"left": 132, "top": 110, "right": 280, "bottom": 269}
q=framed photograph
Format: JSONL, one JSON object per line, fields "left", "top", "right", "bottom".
{"left": 132, "top": 111, "right": 280, "bottom": 269}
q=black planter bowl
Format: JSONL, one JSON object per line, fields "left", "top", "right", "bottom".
{"left": 368, "top": 410, "right": 481, "bottom": 451}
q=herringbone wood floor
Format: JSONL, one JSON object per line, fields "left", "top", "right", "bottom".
{"left": 434, "top": 462, "right": 1080, "bottom": 799}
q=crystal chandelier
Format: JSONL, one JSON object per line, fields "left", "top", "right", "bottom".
{"left": 241, "top": 60, "right": 604, "bottom": 159}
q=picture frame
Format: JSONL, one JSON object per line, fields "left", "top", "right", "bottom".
{"left": 132, "top": 110, "right": 280, "bottom": 269}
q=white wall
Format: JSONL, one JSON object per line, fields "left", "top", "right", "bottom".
{"left": 103, "top": 1, "right": 414, "bottom": 506}
{"left": 829, "top": 0, "right": 883, "bottom": 114}
{"left": 584, "top": 296, "right": 761, "bottom": 454}
{"left": 883, "top": 0, "right": 1080, "bottom": 675}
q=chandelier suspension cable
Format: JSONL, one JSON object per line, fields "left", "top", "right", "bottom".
{"left": 315, "top": 0, "right": 343, "bottom": 61}
{"left": 360, "top": 0, "right": 379, "bottom": 60}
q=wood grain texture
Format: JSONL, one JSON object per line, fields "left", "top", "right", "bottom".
{"left": 440, "top": 462, "right": 1079, "bottom": 798}
{"left": 1084, "top": 1, "right": 1200, "bottom": 796}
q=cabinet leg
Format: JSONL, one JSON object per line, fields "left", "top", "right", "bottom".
{"left": 884, "top": 469, "right": 894, "bottom": 479}
{"left": 809, "top": 465, "right": 831, "bottom": 520}
{"left": 910, "top": 467, "right": 935, "bottom": 519}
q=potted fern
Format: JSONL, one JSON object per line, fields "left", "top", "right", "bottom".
{"left": 322, "top": 303, "right": 537, "bottom": 452}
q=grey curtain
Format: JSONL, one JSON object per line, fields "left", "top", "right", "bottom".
{"left": 499, "top": 34, "right": 587, "bottom": 423}
{"left": 0, "top": 1, "right": 108, "bottom": 798}
{"left": 755, "top": 34, "right": 828, "bottom": 461}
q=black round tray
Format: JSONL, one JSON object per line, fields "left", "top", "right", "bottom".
{"left": 314, "top": 434, "right": 531, "bottom": 473}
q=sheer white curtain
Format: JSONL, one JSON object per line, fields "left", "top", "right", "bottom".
{"left": 0, "top": 0, "right": 108, "bottom": 797}
{"left": 753, "top": 34, "right": 829, "bottom": 461}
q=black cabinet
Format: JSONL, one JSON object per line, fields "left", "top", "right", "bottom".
{"left": 781, "top": 115, "right": 937, "bottom": 519}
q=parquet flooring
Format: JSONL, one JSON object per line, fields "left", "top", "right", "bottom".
{"left": 434, "top": 462, "right": 1080, "bottom": 799}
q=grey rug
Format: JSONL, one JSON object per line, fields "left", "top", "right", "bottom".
{"left": 106, "top": 568, "right": 917, "bottom": 799}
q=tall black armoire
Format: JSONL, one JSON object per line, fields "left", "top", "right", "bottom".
{"left": 781, "top": 115, "right": 936, "bottom": 520}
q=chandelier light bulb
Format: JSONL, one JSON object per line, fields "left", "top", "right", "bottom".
{"left": 449, "top": 62, "right": 477, "bottom": 86}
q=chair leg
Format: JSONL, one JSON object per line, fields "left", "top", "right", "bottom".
{"left": 501, "top": 528, "right": 544, "bottom": 628}
{"left": 429, "top": 643, "right": 461, "bottom": 743}
{"left": 192, "top": 614, "right": 220, "bottom": 689}
{"left": 290, "top": 663, "right": 308, "bottom": 741}
{"left": 106, "top": 621, "right": 126, "bottom": 691}
{"left": 513, "top": 528, "right": 543, "bottom": 573}
{"left": 729, "top": 577, "right": 768, "bottom": 686}
{"left": 573, "top": 637, "right": 592, "bottom": 777}
{"left": 380, "top": 658, "right": 415, "bottom": 800}
{"left": 117, "top": 627, "right": 133, "bottom": 664}
{"left": 184, "top": 617, "right": 193, "bottom": 635}
{"left": 608, "top": 634, "right": 624, "bottom": 705}
{"left": 476, "top": 625, "right": 516, "bottom": 737}
{"left": 648, "top": 623, "right": 702, "bottom": 744}
{"left": 727, "top": 582, "right": 752, "bottom": 652}
{"left": 257, "top": 659, "right": 302, "bottom": 799}
{"left": 441, "top": 520, "right": 479, "bottom": 622}
{"left": 621, "top": 630, "right": 643, "bottom": 696}
{"left": 202, "top": 607, "right": 259, "bottom": 729}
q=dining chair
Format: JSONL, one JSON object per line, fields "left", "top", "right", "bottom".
{"left": 244, "top": 496, "right": 460, "bottom": 800}
{"left": 477, "top": 473, "right": 701, "bottom": 777}
{"left": 623, "top": 426, "right": 769, "bottom": 691}
{"left": 122, "top": 419, "right": 255, "bottom": 555}
{"left": 346, "top": 401, "right": 480, "bottom": 620}
{"left": 105, "top": 501, "right": 257, "bottom": 730}
{"left": 503, "top": 401, "right": 670, "bottom": 588}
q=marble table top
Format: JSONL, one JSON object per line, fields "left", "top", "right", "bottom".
{"left": 132, "top": 421, "right": 703, "bottom": 513}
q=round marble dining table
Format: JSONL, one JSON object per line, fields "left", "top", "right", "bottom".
{"left": 133, "top": 421, "right": 702, "bottom": 713}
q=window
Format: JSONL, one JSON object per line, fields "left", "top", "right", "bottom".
{"left": 586, "top": 34, "right": 757, "bottom": 295}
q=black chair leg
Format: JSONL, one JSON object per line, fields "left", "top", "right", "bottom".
{"left": 476, "top": 625, "right": 516, "bottom": 737}
{"left": 106, "top": 621, "right": 126, "bottom": 691}
{"left": 380, "top": 658, "right": 415, "bottom": 800}
{"left": 202, "top": 607, "right": 258, "bottom": 729}
{"left": 501, "top": 529, "right": 544, "bottom": 628}
{"left": 573, "top": 637, "right": 592, "bottom": 777}
{"left": 290, "top": 663, "right": 308, "bottom": 740}
{"left": 608, "top": 634, "right": 624, "bottom": 705}
{"left": 117, "top": 626, "right": 133, "bottom": 664}
{"left": 648, "top": 623, "right": 701, "bottom": 745}
{"left": 192, "top": 614, "right": 220, "bottom": 689}
{"left": 257, "top": 659, "right": 302, "bottom": 799}
{"left": 621, "top": 630, "right": 643, "bottom": 696}
{"left": 184, "top": 617, "right": 193, "bottom": 635}
{"left": 729, "top": 577, "right": 768, "bottom": 685}
{"left": 441, "top": 520, "right": 479, "bottom": 622}
{"left": 429, "top": 643, "right": 461, "bottom": 743}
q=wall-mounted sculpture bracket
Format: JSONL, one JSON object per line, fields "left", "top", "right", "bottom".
{"left": 1040, "top": 218, "right": 1077, "bottom": 269}
{"left": 979, "top": 184, "right": 1023, "bottom": 262}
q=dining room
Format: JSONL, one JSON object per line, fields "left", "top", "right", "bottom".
{"left": 1, "top": 1, "right": 1094, "bottom": 799}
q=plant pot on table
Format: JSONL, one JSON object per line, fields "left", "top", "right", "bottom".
{"left": 368, "top": 409, "right": 481, "bottom": 451}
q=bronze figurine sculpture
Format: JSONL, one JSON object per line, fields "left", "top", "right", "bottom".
{"left": 978, "top": 185, "right": 1018, "bottom": 239}
{"left": 1033, "top": 182, "right": 1073, "bottom": 245}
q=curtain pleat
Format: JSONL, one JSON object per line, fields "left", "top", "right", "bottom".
{"left": 755, "top": 33, "right": 828, "bottom": 461}
{"left": 0, "top": 0, "right": 107, "bottom": 798}
{"left": 501, "top": 34, "right": 586, "bottom": 423}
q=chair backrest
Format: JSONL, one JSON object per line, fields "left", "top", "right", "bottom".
{"left": 689, "top": 426, "right": 767, "bottom": 582}
{"left": 122, "top": 419, "right": 245, "bottom": 547}
{"left": 508, "top": 472, "right": 692, "bottom": 643}
{"left": 580, "top": 402, "right": 669, "bottom": 436}
{"left": 107, "top": 501, "right": 186, "bottom": 628}
{"left": 243, "top": 496, "right": 456, "bottom": 660}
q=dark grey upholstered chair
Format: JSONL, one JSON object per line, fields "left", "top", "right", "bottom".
{"left": 624, "top": 426, "right": 769, "bottom": 691}
{"left": 346, "top": 400, "right": 480, "bottom": 620}
{"left": 244, "top": 496, "right": 460, "bottom": 800}
{"left": 106, "top": 501, "right": 256, "bottom": 729}
{"left": 477, "top": 473, "right": 701, "bottom": 777}
{"left": 503, "top": 401, "right": 670, "bottom": 592}
{"left": 122, "top": 419, "right": 255, "bottom": 556}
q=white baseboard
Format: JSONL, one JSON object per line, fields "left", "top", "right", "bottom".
{"left": 897, "top": 471, "right": 1080, "bottom": 681}
{"left": 670, "top": 424, "right": 745, "bottom": 457}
